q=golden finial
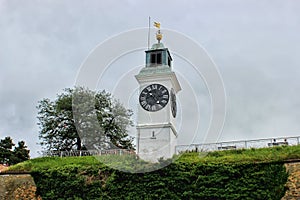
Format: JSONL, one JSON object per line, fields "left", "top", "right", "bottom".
{"left": 154, "top": 22, "right": 162, "bottom": 43}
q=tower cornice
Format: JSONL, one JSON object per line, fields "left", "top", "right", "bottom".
{"left": 135, "top": 70, "right": 181, "bottom": 93}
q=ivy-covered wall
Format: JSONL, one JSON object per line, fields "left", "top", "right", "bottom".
{"left": 31, "top": 162, "right": 287, "bottom": 200}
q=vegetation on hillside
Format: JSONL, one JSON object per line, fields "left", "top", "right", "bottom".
{"left": 10, "top": 144, "right": 300, "bottom": 174}
{"left": 25, "top": 160, "right": 286, "bottom": 200}
{"left": 8, "top": 145, "right": 300, "bottom": 199}
{"left": 179, "top": 144, "right": 300, "bottom": 164}
{"left": 11, "top": 144, "right": 300, "bottom": 172}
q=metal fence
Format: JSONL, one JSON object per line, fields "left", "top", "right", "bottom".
{"left": 42, "top": 149, "right": 136, "bottom": 158}
{"left": 42, "top": 136, "right": 300, "bottom": 157}
{"left": 175, "top": 136, "right": 300, "bottom": 154}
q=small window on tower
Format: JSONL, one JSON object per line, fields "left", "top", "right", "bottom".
{"left": 157, "top": 53, "right": 162, "bottom": 64}
{"left": 150, "top": 52, "right": 162, "bottom": 65}
{"left": 150, "top": 54, "right": 156, "bottom": 64}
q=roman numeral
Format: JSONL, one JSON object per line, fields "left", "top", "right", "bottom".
{"left": 141, "top": 101, "right": 147, "bottom": 106}
{"left": 151, "top": 105, "right": 156, "bottom": 111}
{"left": 161, "top": 100, "right": 167, "bottom": 104}
{"left": 145, "top": 104, "right": 151, "bottom": 110}
{"left": 140, "top": 96, "right": 146, "bottom": 101}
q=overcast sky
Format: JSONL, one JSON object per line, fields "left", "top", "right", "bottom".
{"left": 1, "top": 0, "right": 300, "bottom": 157}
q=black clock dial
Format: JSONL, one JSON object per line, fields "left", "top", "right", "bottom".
{"left": 171, "top": 88, "right": 177, "bottom": 117}
{"left": 139, "top": 84, "right": 169, "bottom": 112}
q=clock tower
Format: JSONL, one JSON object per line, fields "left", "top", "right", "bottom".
{"left": 135, "top": 26, "right": 181, "bottom": 162}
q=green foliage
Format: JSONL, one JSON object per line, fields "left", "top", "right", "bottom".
{"left": 37, "top": 87, "right": 134, "bottom": 151}
{"left": 31, "top": 165, "right": 107, "bottom": 200}
{"left": 0, "top": 136, "right": 30, "bottom": 165}
{"left": 9, "top": 156, "right": 103, "bottom": 172}
{"left": 24, "top": 158, "right": 287, "bottom": 200}
{"left": 11, "top": 141, "right": 30, "bottom": 164}
{"left": 9, "top": 145, "right": 299, "bottom": 199}
{"left": 0, "top": 136, "right": 14, "bottom": 164}
{"left": 178, "top": 145, "right": 300, "bottom": 164}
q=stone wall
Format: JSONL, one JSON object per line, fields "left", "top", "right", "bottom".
{"left": 0, "top": 174, "right": 41, "bottom": 200}
{"left": 282, "top": 162, "right": 300, "bottom": 200}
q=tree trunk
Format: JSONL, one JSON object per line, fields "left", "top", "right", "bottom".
{"left": 76, "top": 137, "right": 82, "bottom": 150}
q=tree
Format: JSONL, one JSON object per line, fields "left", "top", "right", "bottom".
{"left": 0, "top": 136, "right": 14, "bottom": 164}
{"left": 0, "top": 136, "right": 30, "bottom": 165}
{"left": 37, "top": 87, "right": 134, "bottom": 152}
{"left": 11, "top": 141, "right": 30, "bottom": 165}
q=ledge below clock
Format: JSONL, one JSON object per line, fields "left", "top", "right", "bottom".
{"left": 136, "top": 122, "right": 178, "bottom": 137}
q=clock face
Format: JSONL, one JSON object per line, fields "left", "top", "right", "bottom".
{"left": 139, "top": 84, "right": 169, "bottom": 112}
{"left": 171, "top": 88, "right": 177, "bottom": 118}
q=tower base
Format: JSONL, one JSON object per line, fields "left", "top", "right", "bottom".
{"left": 136, "top": 124, "right": 177, "bottom": 162}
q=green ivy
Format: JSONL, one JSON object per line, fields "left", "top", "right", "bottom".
{"left": 30, "top": 161, "right": 287, "bottom": 200}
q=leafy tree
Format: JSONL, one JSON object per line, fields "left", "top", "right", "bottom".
{"left": 37, "top": 87, "right": 134, "bottom": 152}
{"left": 11, "top": 141, "right": 30, "bottom": 165}
{"left": 0, "top": 136, "right": 30, "bottom": 165}
{"left": 0, "top": 136, "right": 14, "bottom": 164}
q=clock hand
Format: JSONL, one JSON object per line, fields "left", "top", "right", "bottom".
{"left": 150, "top": 92, "right": 158, "bottom": 100}
{"left": 153, "top": 94, "right": 160, "bottom": 104}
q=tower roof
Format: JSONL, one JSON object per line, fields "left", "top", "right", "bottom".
{"left": 151, "top": 42, "right": 165, "bottom": 50}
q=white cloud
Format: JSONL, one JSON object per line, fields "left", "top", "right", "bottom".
{"left": 1, "top": 0, "right": 300, "bottom": 157}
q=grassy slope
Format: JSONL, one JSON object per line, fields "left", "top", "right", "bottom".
{"left": 8, "top": 156, "right": 103, "bottom": 172}
{"left": 9, "top": 145, "right": 300, "bottom": 172}
{"left": 178, "top": 145, "right": 300, "bottom": 164}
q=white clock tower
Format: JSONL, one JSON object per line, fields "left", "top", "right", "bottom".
{"left": 135, "top": 26, "right": 181, "bottom": 162}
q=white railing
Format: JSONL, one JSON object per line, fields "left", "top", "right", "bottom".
{"left": 42, "top": 149, "right": 136, "bottom": 157}
{"left": 42, "top": 136, "right": 300, "bottom": 157}
{"left": 175, "top": 136, "right": 300, "bottom": 153}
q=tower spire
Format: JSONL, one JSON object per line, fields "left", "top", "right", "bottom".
{"left": 154, "top": 22, "right": 162, "bottom": 43}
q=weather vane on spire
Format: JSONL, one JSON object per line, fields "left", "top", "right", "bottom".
{"left": 154, "top": 22, "right": 162, "bottom": 43}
